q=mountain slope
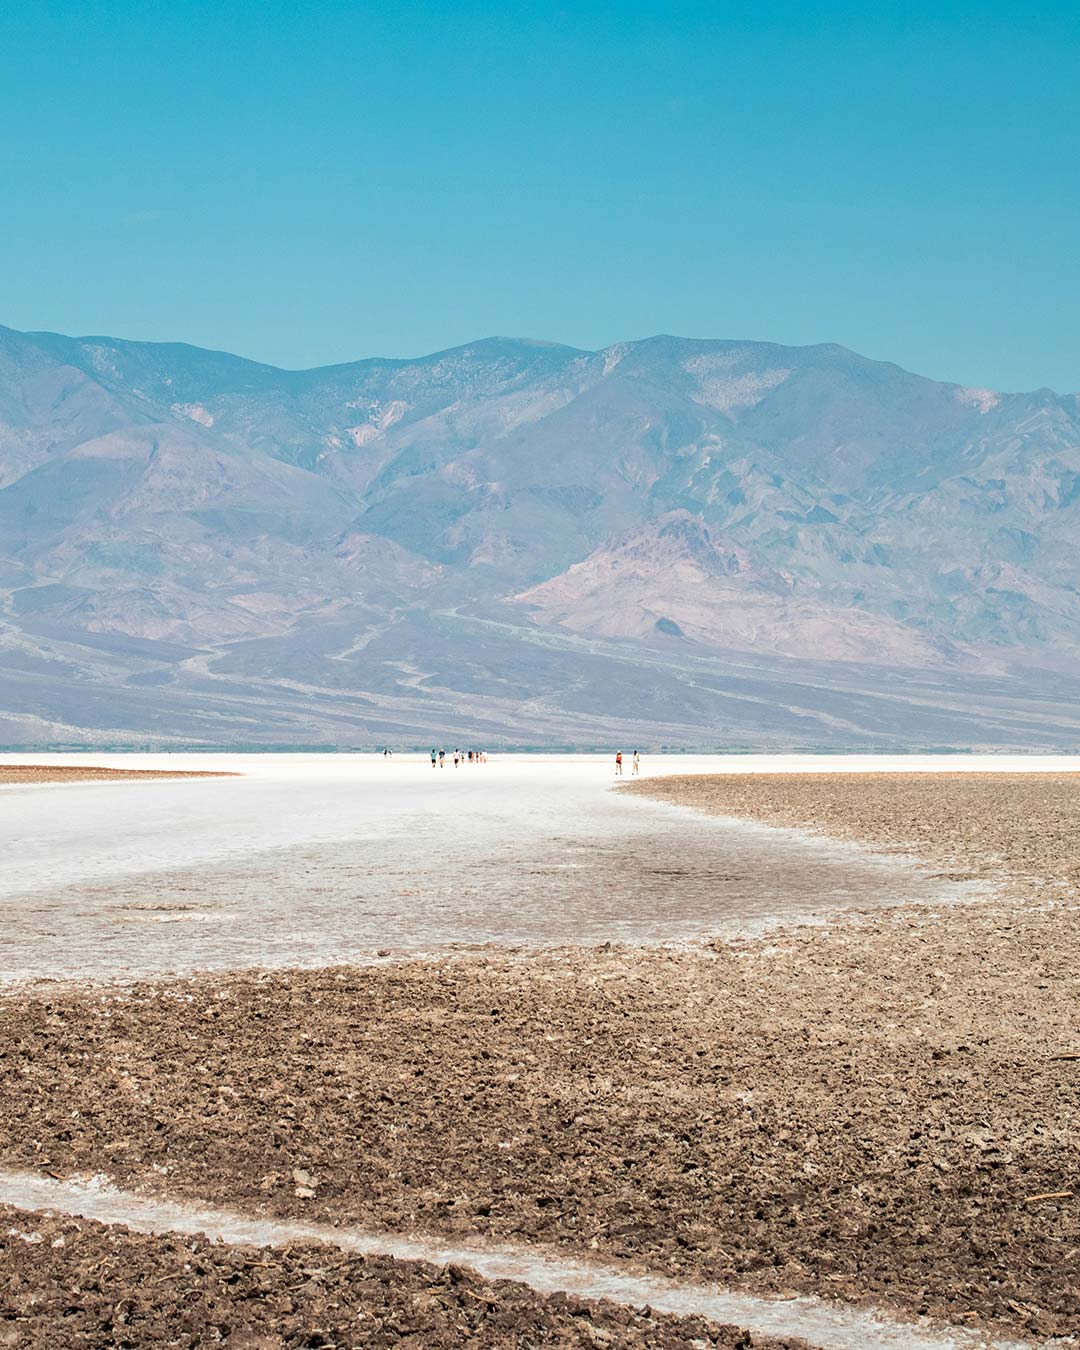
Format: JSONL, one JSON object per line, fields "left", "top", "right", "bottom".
{"left": 1, "top": 323, "right": 1079, "bottom": 747}
{"left": 515, "top": 512, "right": 970, "bottom": 668}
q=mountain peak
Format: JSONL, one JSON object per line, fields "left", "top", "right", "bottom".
{"left": 2, "top": 318, "right": 1079, "bottom": 746}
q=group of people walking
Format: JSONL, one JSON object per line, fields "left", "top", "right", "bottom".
{"left": 386, "top": 748, "right": 639, "bottom": 772}
{"left": 431, "top": 747, "right": 487, "bottom": 767}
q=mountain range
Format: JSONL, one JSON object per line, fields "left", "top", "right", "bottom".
{"left": 2, "top": 322, "right": 1080, "bottom": 748}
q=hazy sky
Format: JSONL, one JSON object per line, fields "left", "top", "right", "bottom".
{"left": 2, "top": 1, "right": 1078, "bottom": 390}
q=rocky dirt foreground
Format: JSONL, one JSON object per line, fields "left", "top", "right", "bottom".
{"left": 0, "top": 772, "right": 1077, "bottom": 1345}
{"left": 0, "top": 1204, "right": 801, "bottom": 1349}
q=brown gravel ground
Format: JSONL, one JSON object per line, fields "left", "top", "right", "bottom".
{"left": 622, "top": 771, "right": 1080, "bottom": 893}
{"left": 1, "top": 773, "right": 1078, "bottom": 1342}
{"left": 0, "top": 765, "right": 235, "bottom": 784}
{"left": 0, "top": 1204, "right": 803, "bottom": 1349}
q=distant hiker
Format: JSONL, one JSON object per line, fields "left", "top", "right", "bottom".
{"left": 632, "top": 751, "right": 640, "bottom": 775}
{"left": 454, "top": 750, "right": 460, "bottom": 767}
{"left": 431, "top": 748, "right": 437, "bottom": 768}
{"left": 439, "top": 748, "right": 446, "bottom": 767}
{"left": 615, "top": 751, "right": 623, "bottom": 775}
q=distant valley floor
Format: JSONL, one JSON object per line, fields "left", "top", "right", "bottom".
{"left": 4, "top": 608, "right": 1080, "bottom": 750}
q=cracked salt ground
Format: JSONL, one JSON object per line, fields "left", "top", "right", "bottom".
{"left": 0, "top": 1171, "right": 1039, "bottom": 1350}
{"left": 0, "top": 752, "right": 991, "bottom": 984}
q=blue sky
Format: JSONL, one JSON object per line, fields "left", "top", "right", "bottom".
{"left": 2, "top": 0, "right": 1078, "bottom": 390}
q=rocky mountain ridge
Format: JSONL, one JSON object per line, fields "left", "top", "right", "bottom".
{"left": 1, "top": 323, "right": 1079, "bottom": 747}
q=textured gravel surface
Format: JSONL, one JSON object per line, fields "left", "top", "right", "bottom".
{"left": 0, "top": 1204, "right": 803, "bottom": 1348}
{"left": 620, "top": 771, "right": 1080, "bottom": 894}
{"left": 2, "top": 930, "right": 1076, "bottom": 1342}
{"left": 2, "top": 772, "right": 1077, "bottom": 1343}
